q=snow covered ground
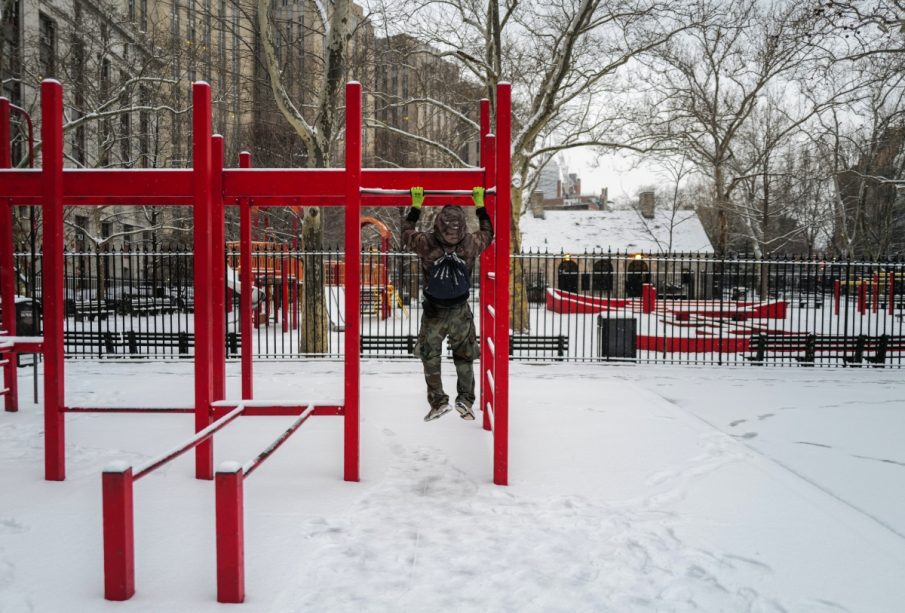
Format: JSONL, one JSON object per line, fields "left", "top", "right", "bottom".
{"left": 1, "top": 360, "right": 903, "bottom": 612}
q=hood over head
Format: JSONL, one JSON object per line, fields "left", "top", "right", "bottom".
{"left": 433, "top": 205, "right": 467, "bottom": 246}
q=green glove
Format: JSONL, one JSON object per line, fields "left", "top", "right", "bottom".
{"left": 472, "top": 187, "right": 485, "bottom": 209}
{"left": 410, "top": 186, "right": 425, "bottom": 209}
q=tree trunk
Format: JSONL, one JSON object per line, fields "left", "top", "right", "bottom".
{"left": 300, "top": 207, "right": 329, "bottom": 353}
{"left": 714, "top": 163, "right": 729, "bottom": 255}
{"left": 509, "top": 188, "right": 529, "bottom": 333}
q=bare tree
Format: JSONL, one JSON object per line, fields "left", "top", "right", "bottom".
{"left": 369, "top": 0, "right": 694, "bottom": 330}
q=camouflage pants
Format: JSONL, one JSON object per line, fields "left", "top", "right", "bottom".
{"left": 413, "top": 301, "right": 479, "bottom": 410}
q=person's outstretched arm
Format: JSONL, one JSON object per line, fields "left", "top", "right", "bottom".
{"left": 401, "top": 186, "right": 432, "bottom": 255}
{"left": 470, "top": 187, "right": 494, "bottom": 252}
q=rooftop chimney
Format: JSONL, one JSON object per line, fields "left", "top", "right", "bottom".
{"left": 639, "top": 191, "right": 655, "bottom": 219}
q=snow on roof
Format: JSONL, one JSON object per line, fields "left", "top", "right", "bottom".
{"left": 519, "top": 207, "right": 714, "bottom": 253}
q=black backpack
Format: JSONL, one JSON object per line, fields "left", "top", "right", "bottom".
{"left": 425, "top": 250, "right": 470, "bottom": 300}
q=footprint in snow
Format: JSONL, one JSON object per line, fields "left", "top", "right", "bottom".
{"left": 729, "top": 419, "right": 746, "bottom": 427}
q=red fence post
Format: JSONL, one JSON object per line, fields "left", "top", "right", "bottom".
{"left": 42, "top": 81, "right": 66, "bottom": 481}
{"left": 858, "top": 280, "right": 867, "bottom": 315}
{"left": 641, "top": 283, "right": 656, "bottom": 314}
{"left": 494, "top": 82, "right": 511, "bottom": 486}
{"left": 216, "top": 463, "right": 245, "bottom": 603}
{"left": 103, "top": 465, "right": 135, "bottom": 601}
{"left": 834, "top": 279, "right": 841, "bottom": 316}
{"left": 193, "top": 82, "right": 214, "bottom": 479}
{"left": 0, "top": 98, "right": 18, "bottom": 412}
{"left": 872, "top": 272, "right": 879, "bottom": 313}
{"left": 239, "top": 152, "right": 254, "bottom": 400}
{"left": 281, "top": 246, "right": 289, "bottom": 333}
{"left": 211, "top": 135, "right": 227, "bottom": 403}
{"left": 344, "top": 82, "right": 362, "bottom": 483}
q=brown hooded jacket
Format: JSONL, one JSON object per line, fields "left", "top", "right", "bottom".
{"left": 402, "top": 205, "right": 494, "bottom": 306}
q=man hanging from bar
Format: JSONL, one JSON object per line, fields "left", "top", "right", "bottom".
{"left": 403, "top": 186, "right": 494, "bottom": 421}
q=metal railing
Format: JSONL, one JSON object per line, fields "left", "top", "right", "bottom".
{"left": 9, "top": 246, "right": 904, "bottom": 366}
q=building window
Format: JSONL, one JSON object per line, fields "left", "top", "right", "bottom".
{"left": 140, "top": 0, "right": 148, "bottom": 30}
{"left": 122, "top": 224, "right": 135, "bottom": 248}
{"left": 74, "top": 215, "right": 89, "bottom": 251}
{"left": 101, "top": 222, "right": 112, "bottom": 239}
{"left": 38, "top": 13, "right": 56, "bottom": 78}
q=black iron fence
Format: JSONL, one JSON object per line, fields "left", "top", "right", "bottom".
{"left": 7, "top": 247, "right": 904, "bottom": 367}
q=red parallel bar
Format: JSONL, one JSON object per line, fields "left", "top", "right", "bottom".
{"left": 242, "top": 405, "right": 316, "bottom": 477}
{"left": 133, "top": 404, "right": 245, "bottom": 480}
{"left": 344, "top": 82, "right": 362, "bottom": 483}
{"left": 239, "top": 152, "right": 254, "bottom": 400}
{"left": 102, "top": 466, "right": 135, "bottom": 600}
{"left": 193, "top": 82, "right": 214, "bottom": 480}
{"left": 0, "top": 169, "right": 43, "bottom": 201}
{"left": 211, "top": 136, "right": 227, "bottom": 402}
{"left": 216, "top": 465, "right": 245, "bottom": 603}
{"left": 494, "top": 82, "right": 511, "bottom": 486}
{"left": 42, "top": 80, "right": 66, "bottom": 481}
{"left": 478, "top": 98, "right": 490, "bottom": 427}
{"left": 0, "top": 169, "right": 194, "bottom": 205}
{"left": 0, "top": 98, "right": 18, "bottom": 412}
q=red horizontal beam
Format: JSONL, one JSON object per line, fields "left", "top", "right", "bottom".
{"left": 212, "top": 405, "right": 343, "bottom": 418}
{"left": 65, "top": 407, "right": 194, "bottom": 413}
{"left": 3, "top": 168, "right": 488, "bottom": 205}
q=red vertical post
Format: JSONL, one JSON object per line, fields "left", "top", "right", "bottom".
{"left": 281, "top": 246, "right": 289, "bottom": 333}
{"left": 494, "top": 83, "right": 511, "bottom": 486}
{"left": 211, "top": 135, "right": 226, "bottom": 403}
{"left": 478, "top": 98, "right": 490, "bottom": 425}
{"left": 482, "top": 133, "right": 496, "bottom": 433}
{"left": 239, "top": 153, "right": 254, "bottom": 400}
{"left": 42, "top": 81, "right": 65, "bottom": 481}
{"left": 192, "top": 82, "right": 214, "bottom": 479}
{"left": 216, "top": 464, "right": 245, "bottom": 603}
{"left": 641, "top": 283, "right": 656, "bottom": 313}
{"left": 834, "top": 279, "right": 841, "bottom": 315}
{"left": 858, "top": 280, "right": 867, "bottom": 315}
{"left": 872, "top": 272, "right": 879, "bottom": 313}
{"left": 344, "top": 82, "right": 362, "bottom": 483}
{"left": 889, "top": 272, "right": 895, "bottom": 316}
{"left": 103, "top": 465, "right": 135, "bottom": 601}
{"left": 0, "top": 98, "right": 18, "bottom": 412}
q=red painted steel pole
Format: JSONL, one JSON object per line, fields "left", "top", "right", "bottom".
{"left": 494, "top": 83, "right": 511, "bottom": 486}
{"left": 858, "top": 280, "right": 867, "bottom": 315}
{"left": 192, "top": 82, "right": 214, "bottom": 479}
{"left": 478, "top": 99, "right": 490, "bottom": 423}
{"left": 0, "top": 98, "right": 18, "bottom": 412}
{"left": 889, "top": 272, "right": 895, "bottom": 316}
{"left": 344, "top": 82, "right": 362, "bottom": 482}
{"left": 102, "top": 465, "right": 135, "bottom": 600}
{"left": 211, "top": 135, "right": 227, "bottom": 402}
{"left": 482, "top": 134, "right": 497, "bottom": 434}
{"left": 281, "top": 246, "right": 289, "bottom": 333}
{"left": 239, "top": 152, "right": 254, "bottom": 400}
{"left": 216, "top": 464, "right": 245, "bottom": 603}
{"left": 834, "top": 279, "right": 841, "bottom": 315}
{"left": 872, "top": 273, "right": 879, "bottom": 313}
{"left": 42, "top": 81, "right": 65, "bottom": 481}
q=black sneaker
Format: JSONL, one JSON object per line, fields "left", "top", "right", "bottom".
{"left": 455, "top": 401, "right": 475, "bottom": 421}
{"left": 424, "top": 403, "right": 452, "bottom": 422}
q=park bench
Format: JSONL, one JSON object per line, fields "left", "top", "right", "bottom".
{"left": 72, "top": 300, "right": 115, "bottom": 322}
{"left": 747, "top": 333, "right": 903, "bottom": 366}
{"left": 360, "top": 334, "right": 417, "bottom": 355}
{"left": 124, "top": 331, "right": 194, "bottom": 357}
{"left": 64, "top": 330, "right": 121, "bottom": 356}
{"left": 509, "top": 334, "right": 569, "bottom": 360}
